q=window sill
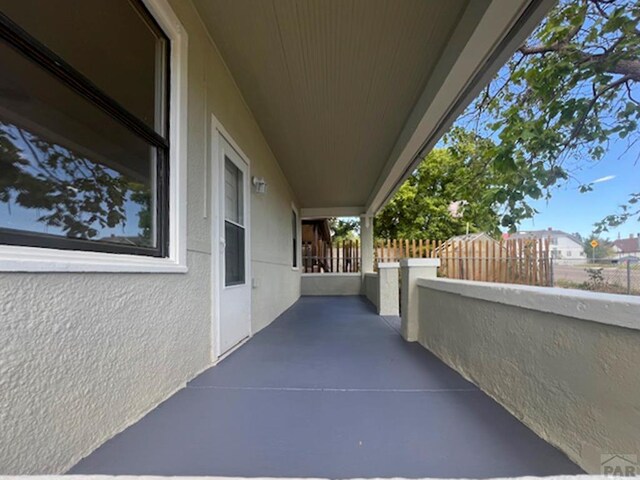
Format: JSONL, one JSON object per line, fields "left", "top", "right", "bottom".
{"left": 0, "top": 245, "right": 188, "bottom": 273}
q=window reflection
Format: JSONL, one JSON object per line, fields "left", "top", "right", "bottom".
{"left": 0, "top": 119, "right": 154, "bottom": 246}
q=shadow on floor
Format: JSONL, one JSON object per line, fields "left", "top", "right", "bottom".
{"left": 70, "top": 295, "right": 582, "bottom": 478}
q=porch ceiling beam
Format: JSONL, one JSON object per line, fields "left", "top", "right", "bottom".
{"left": 365, "top": 0, "right": 555, "bottom": 216}
{"left": 300, "top": 207, "right": 365, "bottom": 220}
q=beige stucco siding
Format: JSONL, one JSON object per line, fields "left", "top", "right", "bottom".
{"left": 416, "top": 281, "right": 640, "bottom": 473}
{"left": 0, "top": 0, "right": 299, "bottom": 473}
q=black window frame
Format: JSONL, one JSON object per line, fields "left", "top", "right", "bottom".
{"left": 0, "top": 1, "right": 171, "bottom": 258}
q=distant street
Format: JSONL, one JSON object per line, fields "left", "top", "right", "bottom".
{"left": 553, "top": 263, "right": 640, "bottom": 292}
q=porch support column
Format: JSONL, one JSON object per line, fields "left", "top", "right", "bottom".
{"left": 400, "top": 258, "right": 440, "bottom": 342}
{"left": 377, "top": 262, "right": 399, "bottom": 316}
{"left": 360, "top": 215, "right": 374, "bottom": 274}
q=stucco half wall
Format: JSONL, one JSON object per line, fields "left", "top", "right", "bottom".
{"left": 0, "top": 0, "right": 300, "bottom": 473}
{"left": 364, "top": 273, "right": 380, "bottom": 309}
{"left": 415, "top": 278, "right": 640, "bottom": 474}
{"left": 301, "top": 274, "right": 363, "bottom": 296}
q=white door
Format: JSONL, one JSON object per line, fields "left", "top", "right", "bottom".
{"left": 218, "top": 136, "right": 251, "bottom": 356}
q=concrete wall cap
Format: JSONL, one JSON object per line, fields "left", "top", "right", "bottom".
{"left": 400, "top": 258, "right": 441, "bottom": 268}
{"left": 377, "top": 262, "right": 400, "bottom": 269}
{"left": 417, "top": 277, "right": 640, "bottom": 331}
{"left": 364, "top": 272, "right": 379, "bottom": 277}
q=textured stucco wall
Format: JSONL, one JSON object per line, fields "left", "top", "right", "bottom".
{"left": 364, "top": 273, "right": 379, "bottom": 309}
{"left": 301, "top": 274, "right": 363, "bottom": 296}
{"left": 171, "top": 0, "right": 301, "bottom": 334}
{"left": 0, "top": 0, "right": 299, "bottom": 473}
{"left": 416, "top": 280, "right": 640, "bottom": 473}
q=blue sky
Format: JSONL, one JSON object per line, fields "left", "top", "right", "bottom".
{"left": 517, "top": 134, "right": 640, "bottom": 240}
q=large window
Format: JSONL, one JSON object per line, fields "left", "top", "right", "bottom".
{"left": 0, "top": 0, "right": 170, "bottom": 257}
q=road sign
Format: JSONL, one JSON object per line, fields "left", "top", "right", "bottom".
{"left": 590, "top": 240, "right": 599, "bottom": 248}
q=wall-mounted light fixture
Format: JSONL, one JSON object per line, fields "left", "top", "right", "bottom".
{"left": 252, "top": 176, "right": 267, "bottom": 194}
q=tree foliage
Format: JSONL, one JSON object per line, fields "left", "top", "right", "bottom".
{"left": 582, "top": 234, "right": 614, "bottom": 259}
{"left": 329, "top": 218, "right": 359, "bottom": 241}
{"left": 375, "top": 129, "right": 504, "bottom": 239}
{"left": 457, "top": 0, "right": 640, "bottom": 232}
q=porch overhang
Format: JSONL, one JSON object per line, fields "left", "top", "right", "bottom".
{"left": 194, "top": 0, "right": 554, "bottom": 217}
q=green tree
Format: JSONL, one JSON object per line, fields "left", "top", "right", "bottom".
{"left": 583, "top": 234, "right": 614, "bottom": 259}
{"left": 329, "top": 218, "right": 359, "bottom": 241}
{"left": 459, "top": 0, "right": 640, "bottom": 232}
{"left": 375, "top": 129, "right": 504, "bottom": 239}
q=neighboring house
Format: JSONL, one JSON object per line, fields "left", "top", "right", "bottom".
{"left": 1, "top": 0, "right": 635, "bottom": 477}
{"left": 511, "top": 229, "right": 586, "bottom": 264}
{"left": 302, "top": 219, "right": 332, "bottom": 245}
{"left": 612, "top": 234, "right": 640, "bottom": 259}
{"left": 301, "top": 218, "right": 332, "bottom": 272}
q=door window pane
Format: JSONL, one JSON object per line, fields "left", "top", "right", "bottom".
{"left": 0, "top": 41, "right": 157, "bottom": 248}
{"left": 225, "top": 221, "right": 245, "bottom": 286}
{"left": 0, "top": 0, "right": 168, "bottom": 135}
{"left": 223, "top": 156, "right": 245, "bottom": 286}
{"left": 224, "top": 157, "right": 243, "bottom": 225}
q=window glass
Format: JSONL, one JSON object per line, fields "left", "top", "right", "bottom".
{"left": 292, "top": 210, "right": 298, "bottom": 267}
{"left": 0, "top": 0, "right": 168, "bottom": 134}
{"left": 224, "top": 156, "right": 245, "bottom": 285}
{"left": 0, "top": 42, "right": 157, "bottom": 247}
{"left": 225, "top": 221, "right": 245, "bottom": 286}
{"left": 224, "top": 158, "right": 243, "bottom": 225}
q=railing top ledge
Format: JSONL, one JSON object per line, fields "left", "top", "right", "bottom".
{"left": 417, "top": 277, "right": 640, "bottom": 331}
{"left": 378, "top": 262, "right": 400, "bottom": 269}
{"left": 400, "top": 258, "right": 440, "bottom": 268}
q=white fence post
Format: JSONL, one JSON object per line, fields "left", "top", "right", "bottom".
{"left": 400, "top": 258, "right": 440, "bottom": 341}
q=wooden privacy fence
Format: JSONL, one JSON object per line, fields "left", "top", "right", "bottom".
{"left": 302, "top": 239, "right": 361, "bottom": 273}
{"left": 302, "top": 236, "right": 552, "bottom": 286}
{"left": 376, "top": 238, "right": 552, "bottom": 287}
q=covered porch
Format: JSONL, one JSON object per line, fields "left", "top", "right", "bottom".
{"left": 70, "top": 296, "right": 580, "bottom": 477}
{"left": 2, "top": 0, "right": 638, "bottom": 475}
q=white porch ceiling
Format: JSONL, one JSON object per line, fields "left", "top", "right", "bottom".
{"left": 193, "top": 0, "right": 551, "bottom": 214}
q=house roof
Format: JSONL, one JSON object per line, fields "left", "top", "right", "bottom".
{"left": 511, "top": 229, "right": 582, "bottom": 245}
{"left": 448, "top": 232, "right": 496, "bottom": 242}
{"left": 613, "top": 237, "right": 640, "bottom": 253}
{"left": 434, "top": 232, "right": 502, "bottom": 252}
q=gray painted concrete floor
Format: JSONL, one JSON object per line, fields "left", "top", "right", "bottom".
{"left": 70, "top": 296, "right": 582, "bottom": 478}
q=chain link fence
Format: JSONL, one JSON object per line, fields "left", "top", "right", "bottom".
{"left": 553, "top": 259, "right": 640, "bottom": 296}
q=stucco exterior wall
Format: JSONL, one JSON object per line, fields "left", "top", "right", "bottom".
{"left": 0, "top": 0, "right": 299, "bottom": 473}
{"left": 364, "top": 273, "right": 379, "bottom": 309}
{"left": 416, "top": 279, "right": 640, "bottom": 473}
{"left": 301, "top": 274, "right": 363, "bottom": 296}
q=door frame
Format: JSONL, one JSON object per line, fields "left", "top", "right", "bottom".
{"left": 210, "top": 114, "right": 252, "bottom": 361}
